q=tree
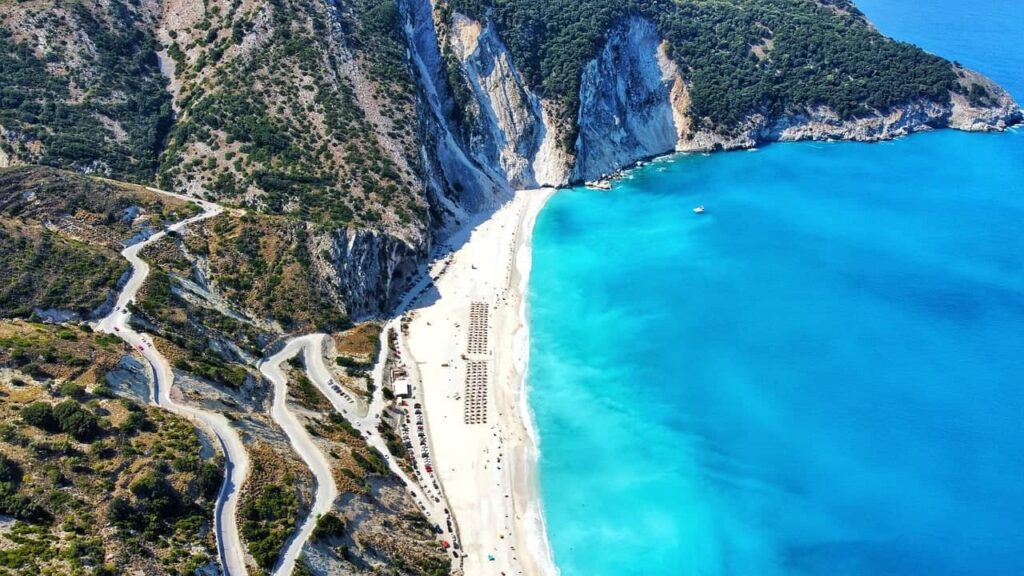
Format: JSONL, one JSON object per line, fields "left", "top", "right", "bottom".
{"left": 312, "top": 512, "right": 345, "bottom": 541}
{"left": 52, "top": 400, "right": 99, "bottom": 441}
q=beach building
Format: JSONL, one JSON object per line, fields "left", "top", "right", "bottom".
{"left": 393, "top": 378, "right": 411, "bottom": 398}
{"left": 385, "top": 367, "right": 409, "bottom": 394}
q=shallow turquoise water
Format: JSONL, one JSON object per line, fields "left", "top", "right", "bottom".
{"left": 527, "top": 2, "right": 1024, "bottom": 575}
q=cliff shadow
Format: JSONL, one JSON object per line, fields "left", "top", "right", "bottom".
{"left": 387, "top": 190, "right": 527, "bottom": 318}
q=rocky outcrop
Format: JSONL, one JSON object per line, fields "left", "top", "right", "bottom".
{"left": 3, "top": 0, "right": 1020, "bottom": 323}
{"left": 675, "top": 76, "right": 1022, "bottom": 153}
{"left": 401, "top": 0, "right": 511, "bottom": 230}
{"left": 948, "top": 67, "right": 1022, "bottom": 131}
{"left": 399, "top": 0, "right": 574, "bottom": 222}
{"left": 448, "top": 14, "right": 572, "bottom": 187}
{"left": 322, "top": 227, "right": 424, "bottom": 320}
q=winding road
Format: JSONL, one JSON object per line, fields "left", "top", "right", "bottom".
{"left": 259, "top": 336, "right": 339, "bottom": 576}
{"left": 89, "top": 186, "right": 456, "bottom": 576}
{"left": 94, "top": 192, "right": 251, "bottom": 576}
{"left": 260, "top": 331, "right": 455, "bottom": 575}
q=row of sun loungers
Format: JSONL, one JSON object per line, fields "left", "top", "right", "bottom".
{"left": 464, "top": 361, "right": 488, "bottom": 424}
{"left": 467, "top": 302, "right": 489, "bottom": 356}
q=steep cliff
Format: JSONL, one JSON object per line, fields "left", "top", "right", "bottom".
{"left": 438, "top": 0, "right": 1022, "bottom": 184}
{"left": 2, "top": 0, "right": 1021, "bottom": 316}
{"left": 444, "top": 14, "right": 570, "bottom": 188}
{"left": 400, "top": 0, "right": 512, "bottom": 224}
{"left": 572, "top": 18, "right": 683, "bottom": 182}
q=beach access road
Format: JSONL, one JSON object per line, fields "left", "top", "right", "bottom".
{"left": 259, "top": 332, "right": 455, "bottom": 575}
{"left": 259, "top": 336, "right": 339, "bottom": 576}
{"left": 95, "top": 192, "right": 252, "bottom": 576}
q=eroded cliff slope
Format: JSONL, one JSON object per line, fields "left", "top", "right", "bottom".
{"left": 2, "top": 0, "right": 1020, "bottom": 315}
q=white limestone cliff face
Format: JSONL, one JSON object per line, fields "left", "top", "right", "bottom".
{"left": 676, "top": 81, "right": 1021, "bottom": 154}
{"left": 448, "top": 14, "right": 572, "bottom": 188}
{"left": 323, "top": 227, "right": 422, "bottom": 320}
{"left": 572, "top": 18, "right": 686, "bottom": 182}
{"left": 326, "top": 5, "right": 1021, "bottom": 318}
{"left": 947, "top": 67, "right": 1021, "bottom": 131}
{"left": 427, "top": 12, "right": 1020, "bottom": 189}
{"left": 401, "top": 0, "right": 511, "bottom": 229}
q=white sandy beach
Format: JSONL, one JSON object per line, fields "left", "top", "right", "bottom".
{"left": 401, "top": 188, "right": 558, "bottom": 576}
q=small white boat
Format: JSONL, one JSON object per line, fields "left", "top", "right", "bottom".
{"left": 693, "top": 205, "right": 706, "bottom": 214}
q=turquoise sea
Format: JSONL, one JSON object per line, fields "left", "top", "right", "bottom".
{"left": 527, "top": 1, "right": 1024, "bottom": 575}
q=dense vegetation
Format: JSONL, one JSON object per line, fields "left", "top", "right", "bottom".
{"left": 0, "top": 322, "right": 122, "bottom": 385}
{"left": 0, "top": 321, "right": 220, "bottom": 575}
{"left": 448, "top": 0, "right": 959, "bottom": 139}
{"left": 0, "top": 1, "right": 171, "bottom": 182}
{"left": 2, "top": 0, "right": 427, "bottom": 235}
{"left": 0, "top": 223, "right": 126, "bottom": 319}
{"left": 158, "top": 0, "right": 426, "bottom": 232}
{"left": 239, "top": 443, "right": 305, "bottom": 572}
{"left": 183, "top": 213, "right": 350, "bottom": 332}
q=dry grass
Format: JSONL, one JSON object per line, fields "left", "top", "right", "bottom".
{"left": 0, "top": 320, "right": 124, "bottom": 385}
{"left": 333, "top": 322, "right": 381, "bottom": 361}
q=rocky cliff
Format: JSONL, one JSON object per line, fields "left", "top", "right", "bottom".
{"left": 571, "top": 18, "right": 685, "bottom": 182}
{"left": 1, "top": 0, "right": 1021, "bottom": 318}
{"left": 427, "top": 8, "right": 1021, "bottom": 185}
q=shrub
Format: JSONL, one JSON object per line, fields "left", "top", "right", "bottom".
{"left": 0, "top": 454, "right": 23, "bottom": 485}
{"left": 196, "top": 462, "right": 223, "bottom": 501}
{"left": 120, "top": 411, "right": 147, "bottom": 434}
{"left": 91, "top": 385, "right": 115, "bottom": 399}
{"left": 52, "top": 400, "right": 99, "bottom": 441}
{"left": 107, "top": 497, "right": 133, "bottom": 527}
{"left": 129, "top": 471, "right": 179, "bottom": 518}
{"left": 312, "top": 513, "right": 345, "bottom": 541}
{"left": 20, "top": 402, "right": 57, "bottom": 431}
{"left": 59, "top": 382, "right": 86, "bottom": 400}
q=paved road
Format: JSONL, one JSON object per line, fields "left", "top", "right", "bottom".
{"left": 95, "top": 194, "right": 252, "bottom": 576}
{"left": 367, "top": 262, "right": 464, "bottom": 546}
{"left": 259, "top": 331, "right": 456, "bottom": 575}
{"left": 259, "top": 336, "right": 340, "bottom": 576}
{"left": 88, "top": 188, "right": 455, "bottom": 576}
{"left": 304, "top": 334, "right": 448, "bottom": 527}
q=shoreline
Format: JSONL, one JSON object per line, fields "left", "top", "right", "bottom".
{"left": 509, "top": 188, "right": 559, "bottom": 576}
{"left": 402, "top": 188, "right": 558, "bottom": 576}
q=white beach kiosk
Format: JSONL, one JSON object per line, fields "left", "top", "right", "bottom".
{"left": 393, "top": 377, "right": 411, "bottom": 399}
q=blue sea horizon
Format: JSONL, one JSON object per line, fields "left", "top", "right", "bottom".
{"left": 526, "top": 1, "right": 1024, "bottom": 574}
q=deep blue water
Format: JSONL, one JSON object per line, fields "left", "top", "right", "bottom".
{"left": 527, "top": 2, "right": 1024, "bottom": 575}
